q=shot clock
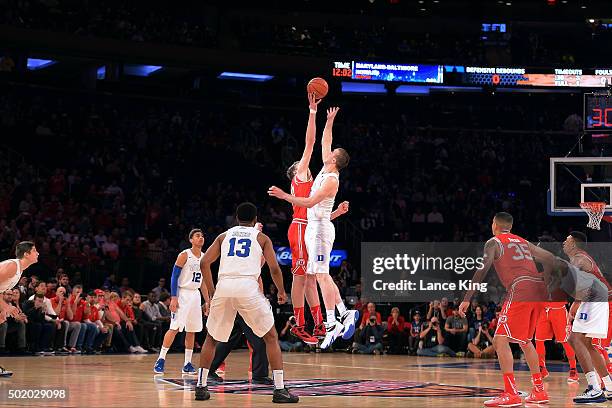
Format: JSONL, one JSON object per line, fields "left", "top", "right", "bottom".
{"left": 585, "top": 92, "right": 612, "bottom": 131}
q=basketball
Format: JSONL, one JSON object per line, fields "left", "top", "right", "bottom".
{"left": 307, "top": 77, "right": 328, "bottom": 99}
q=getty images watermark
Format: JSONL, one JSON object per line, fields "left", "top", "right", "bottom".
{"left": 361, "top": 242, "right": 492, "bottom": 302}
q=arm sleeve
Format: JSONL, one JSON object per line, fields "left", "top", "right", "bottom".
{"left": 170, "top": 265, "right": 182, "bottom": 296}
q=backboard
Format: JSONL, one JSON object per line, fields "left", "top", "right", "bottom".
{"left": 548, "top": 157, "right": 612, "bottom": 216}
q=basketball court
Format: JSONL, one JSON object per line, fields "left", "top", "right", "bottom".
{"left": 0, "top": 352, "right": 588, "bottom": 407}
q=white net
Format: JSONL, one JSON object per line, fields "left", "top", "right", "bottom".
{"left": 580, "top": 202, "right": 606, "bottom": 230}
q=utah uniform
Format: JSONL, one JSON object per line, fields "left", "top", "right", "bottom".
{"left": 304, "top": 170, "right": 338, "bottom": 274}
{"left": 0, "top": 259, "right": 22, "bottom": 292}
{"left": 170, "top": 249, "right": 204, "bottom": 333}
{"left": 492, "top": 233, "right": 546, "bottom": 344}
{"left": 288, "top": 175, "right": 313, "bottom": 276}
{"left": 571, "top": 251, "right": 611, "bottom": 341}
{"left": 206, "top": 226, "right": 275, "bottom": 342}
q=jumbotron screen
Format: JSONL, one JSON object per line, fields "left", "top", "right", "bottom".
{"left": 332, "top": 61, "right": 444, "bottom": 83}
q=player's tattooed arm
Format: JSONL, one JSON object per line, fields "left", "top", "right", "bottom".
{"left": 200, "top": 233, "right": 224, "bottom": 299}
{"left": 458, "top": 238, "right": 499, "bottom": 317}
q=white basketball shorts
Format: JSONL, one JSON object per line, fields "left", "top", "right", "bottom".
{"left": 206, "top": 292, "right": 274, "bottom": 342}
{"left": 304, "top": 220, "right": 335, "bottom": 275}
{"left": 572, "top": 301, "right": 609, "bottom": 338}
{"left": 169, "top": 288, "right": 203, "bottom": 333}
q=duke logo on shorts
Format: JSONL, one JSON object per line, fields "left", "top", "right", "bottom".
{"left": 169, "top": 249, "right": 204, "bottom": 333}
{"left": 305, "top": 170, "right": 339, "bottom": 275}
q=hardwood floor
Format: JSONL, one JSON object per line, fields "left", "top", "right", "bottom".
{"left": 0, "top": 351, "right": 587, "bottom": 407}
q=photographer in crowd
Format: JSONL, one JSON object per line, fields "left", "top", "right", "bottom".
{"left": 417, "top": 316, "right": 456, "bottom": 357}
{"left": 352, "top": 314, "right": 384, "bottom": 355}
{"left": 467, "top": 320, "right": 495, "bottom": 358}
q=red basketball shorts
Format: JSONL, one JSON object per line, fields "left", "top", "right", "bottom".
{"left": 288, "top": 221, "right": 308, "bottom": 276}
{"left": 535, "top": 306, "right": 571, "bottom": 343}
{"left": 495, "top": 278, "right": 545, "bottom": 344}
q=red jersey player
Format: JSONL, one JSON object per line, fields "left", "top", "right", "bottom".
{"left": 459, "top": 212, "right": 552, "bottom": 406}
{"left": 564, "top": 231, "right": 612, "bottom": 403}
{"left": 285, "top": 93, "right": 349, "bottom": 344}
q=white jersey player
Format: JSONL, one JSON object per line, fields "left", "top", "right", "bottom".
{"left": 0, "top": 241, "right": 39, "bottom": 377}
{"left": 154, "top": 229, "right": 209, "bottom": 375}
{"left": 563, "top": 231, "right": 612, "bottom": 403}
{"left": 194, "top": 202, "right": 298, "bottom": 403}
{"left": 269, "top": 106, "right": 358, "bottom": 350}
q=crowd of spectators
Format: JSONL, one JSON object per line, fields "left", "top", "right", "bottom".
{"left": 3, "top": 1, "right": 612, "bottom": 66}
{"left": 0, "top": 271, "right": 181, "bottom": 355}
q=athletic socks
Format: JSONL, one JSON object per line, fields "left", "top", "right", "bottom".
{"left": 273, "top": 370, "right": 284, "bottom": 390}
{"left": 185, "top": 349, "right": 193, "bottom": 366}
{"left": 159, "top": 346, "right": 169, "bottom": 360}
{"left": 326, "top": 310, "right": 336, "bottom": 326}
{"left": 336, "top": 302, "right": 347, "bottom": 316}
{"left": 586, "top": 371, "right": 602, "bottom": 391}
{"left": 532, "top": 373, "right": 544, "bottom": 392}
{"left": 197, "top": 368, "right": 209, "bottom": 387}
{"left": 562, "top": 342, "right": 577, "bottom": 369}
{"left": 503, "top": 373, "right": 518, "bottom": 395}
{"left": 294, "top": 307, "right": 305, "bottom": 326}
{"left": 310, "top": 305, "right": 323, "bottom": 326}
{"left": 602, "top": 375, "right": 612, "bottom": 391}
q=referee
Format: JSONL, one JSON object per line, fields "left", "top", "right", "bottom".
{"left": 206, "top": 313, "right": 272, "bottom": 384}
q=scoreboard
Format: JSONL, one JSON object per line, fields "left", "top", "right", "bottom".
{"left": 584, "top": 93, "right": 612, "bottom": 131}
{"left": 331, "top": 61, "right": 612, "bottom": 89}
{"left": 332, "top": 61, "right": 444, "bottom": 84}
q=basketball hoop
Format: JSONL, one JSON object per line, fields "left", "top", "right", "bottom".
{"left": 580, "top": 202, "right": 607, "bottom": 230}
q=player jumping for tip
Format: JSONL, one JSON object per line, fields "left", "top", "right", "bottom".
{"left": 269, "top": 106, "right": 357, "bottom": 350}
{"left": 285, "top": 93, "right": 349, "bottom": 345}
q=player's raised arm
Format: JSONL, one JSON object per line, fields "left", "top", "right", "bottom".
{"left": 295, "top": 93, "right": 320, "bottom": 180}
{"left": 321, "top": 107, "right": 339, "bottom": 163}
{"left": 258, "top": 232, "right": 288, "bottom": 304}
{"left": 200, "top": 233, "right": 224, "bottom": 299}
{"left": 458, "top": 238, "right": 499, "bottom": 316}
{"left": 268, "top": 176, "right": 338, "bottom": 208}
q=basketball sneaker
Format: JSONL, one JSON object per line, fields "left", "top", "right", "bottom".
{"left": 320, "top": 321, "right": 343, "bottom": 350}
{"left": 195, "top": 385, "right": 210, "bottom": 401}
{"left": 567, "top": 368, "right": 579, "bottom": 383}
{"left": 153, "top": 358, "right": 165, "bottom": 374}
{"left": 216, "top": 361, "right": 226, "bottom": 375}
{"left": 290, "top": 325, "right": 319, "bottom": 345}
{"left": 573, "top": 385, "right": 606, "bottom": 403}
{"left": 182, "top": 362, "right": 196, "bottom": 374}
{"left": 483, "top": 392, "right": 522, "bottom": 407}
{"left": 0, "top": 366, "right": 13, "bottom": 378}
{"left": 525, "top": 388, "right": 549, "bottom": 404}
{"left": 272, "top": 387, "right": 299, "bottom": 403}
{"left": 313, "top": 323, "right": 326, "bottom": 338}
{"left": 539, "top": 365, "right": 549, "bottom": 379}
{"left": 604, "top": 387, "right": 612, "bottom": 400}
{"left": 208, "top": 372, "right": 224, "bottom": 384}
{"left": 339, "top": 310, "right": 360, "bottom": 340}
